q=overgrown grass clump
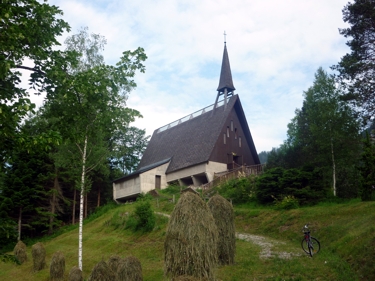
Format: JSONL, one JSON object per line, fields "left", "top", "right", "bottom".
{"left": 207, "top": 194, "right": 235, "bottom": 265}
{"left": 164, "top": 192, "right": 218, "bottom": 280}
{"left": 1, "top": 199, "right": 374, "bottom": 280}
{"left": 216, "top": 174, "right": 257, "bottom": 204}
{"left": 274, "top": 195, "right": 300, "bottom": 210}
{"left": 117, "top": 255, "right": 143, "bottom": 281}
{"left": 109, "top": 197, "right": 156, "bottom": 233}
{"left": 13, "top": 241, "right": 27, "bottom": 264}
{"left": 31, "top": 242, "right": 46, "bottom": 272}
{"left": 49, "top": 251, "right": 65, "bottom": 281}
{"left": 87, "top": 260, "right": 115, "bottom": 281}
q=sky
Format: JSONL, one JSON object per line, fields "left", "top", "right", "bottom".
{"left": 30, "top": 0, "right": 351, "bottom": 153}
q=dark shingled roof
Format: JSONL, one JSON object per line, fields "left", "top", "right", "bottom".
{"left": 217, "top": 44, "right": 236, "bottom": 92}
{"left": 137, "top": 95, "right": 259, "bottom": 174}
{"left": 113, "top": 158, "right": 171, "bottom": 183}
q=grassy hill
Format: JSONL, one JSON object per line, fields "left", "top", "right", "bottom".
{"left": 0, "top": 193, "right": 374, "bottom": 281}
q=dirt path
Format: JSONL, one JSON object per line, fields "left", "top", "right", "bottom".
{"left": 155, "top": 212, "right": 301, "bottom": 259}
{"left": 236, "top": 233, "right": 301, "bottom": 259}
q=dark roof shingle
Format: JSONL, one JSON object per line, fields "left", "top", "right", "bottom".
{"left": 137, "top": 95, "right": 257, "bottom": 174}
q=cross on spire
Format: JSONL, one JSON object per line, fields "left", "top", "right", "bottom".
{"left": 224, "top": 31, "right": 227, "bottom": 44}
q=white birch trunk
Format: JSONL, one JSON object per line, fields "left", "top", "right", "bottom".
{"left": 330, "top": 138, "right": 336, "bottom": 196}
{"left": 78, "top": 135, "right": 88, "bottom": 271}
{"left": 18, "top": 207, "right": 22, "bottom": 241}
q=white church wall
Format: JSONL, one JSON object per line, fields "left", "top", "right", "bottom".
{"left": 166, "top": 161, "right": 226, "bottom": 184}
{"left": 113, "top": 176, "right": 141, "bottom": 201}
{"left": 139, "top": 162, "right": 169, "bottom": 193}
{"left": 205, "top": 161, "right": 227, "bottom": 181}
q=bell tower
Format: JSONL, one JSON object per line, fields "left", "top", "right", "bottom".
{"left": 213, "top": 32, "right": 235, "bottom": 112}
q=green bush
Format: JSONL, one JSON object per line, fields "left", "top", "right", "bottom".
{"left": 274, "top": 195, "right": 299, "bottom": 210}
{"left": 255, "top": 167, "right": 284, "bottom": 204}
{"left": 0, "top": 253, "right": 20, "bottom": 265}
{"left": 126, "top": 199, "right": 156, "bottom": 233}
{"left": 256, "top": 167, "right": 327, "bottom": 205}
{"left": 125, "top": 215, "right": 138, "bottom": 231}
{"left": 159, "top": 184, "right": 181, "bottom": 195}
{"left": 216, "top": 174, "right": 257, "bottom": 204}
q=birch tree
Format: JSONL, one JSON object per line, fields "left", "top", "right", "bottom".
{"left": 42, "top": 28, "right": 146, "bottom": 270}
{"left": 287, "top": 68, "right": 361, "bottom": 197}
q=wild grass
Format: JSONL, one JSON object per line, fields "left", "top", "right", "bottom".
{"left": 0, "top": 197, "right": 373, "bottom": 280}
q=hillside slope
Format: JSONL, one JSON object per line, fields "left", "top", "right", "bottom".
{"left": 0, "top": 199, "right": 374, "bottom": 280}
{"left": 234, "top": 200, "right": 375, "bottom": 280}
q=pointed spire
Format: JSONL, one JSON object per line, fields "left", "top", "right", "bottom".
{"left": 212, "top": 37, "right": 235, "bottom": 114}
{"left": 217, "top": 43, "right": 235, "bottom": 92}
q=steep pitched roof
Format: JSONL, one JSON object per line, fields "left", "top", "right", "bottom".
{"left": 113, "top": 158, "right": 170, "bottom": 183}
{"left": 137, "top": 95, "right": 259, "bottom": 174}
{"left": 217, "top": 44, "right": 236, "bottom": 92}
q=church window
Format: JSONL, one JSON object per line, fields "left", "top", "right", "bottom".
{"left": 239, "top": 137, "right": 242, "bottom": 147}
{"left": 227, "top": 126, "right": 230, "bottom": 137}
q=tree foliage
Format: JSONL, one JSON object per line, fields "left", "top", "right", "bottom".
{"left": 0, "top": 3, "right": 149, "bottom": 253}
{"left": 286, "top": 68, "right": 361, "bottom": 197}
{"left": 358, "top": 132, "right": 375, "bottom": 201}
{"left": 333, "top": 0, "right": 375, "bottom": 121}
{"left": 0, "top": 0, "right": 69, "bottom": 156}
{"left": 110, "top": 126, "right": 149, "bottom": 175}
{"left": 0, "top": 118, "right": 54, "bottom": 241}
{"left": 256, "top": 167, "right": 326, "bottom": 205}
{"left": 216, "top": 175, "right": 257, "bottom": 204}
{"left": 39, "top": 27, "right": 147, "bottom": 270}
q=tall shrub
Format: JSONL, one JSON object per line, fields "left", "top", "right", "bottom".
{"left": 216, "top": 174, "right": 257, "bottom": 204}
{"left": 256, "top": 166, "right": 327, "bottom": 205}
{"left": 126, "top": 198, "right": 155, "bottom": 232}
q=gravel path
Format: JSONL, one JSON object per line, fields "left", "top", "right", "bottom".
{"left": 155, "top": 212, "right": 301, "bottom": 259}
{"left": 236, "top": 233, "right": 301, "bottom": 259}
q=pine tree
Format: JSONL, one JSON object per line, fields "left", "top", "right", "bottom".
{"left": 359, "top": 132, "right": 375, "bottom": 201}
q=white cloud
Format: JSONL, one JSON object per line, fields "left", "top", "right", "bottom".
{"left": 31, "top": 0, "right": 352, "bottom": 152}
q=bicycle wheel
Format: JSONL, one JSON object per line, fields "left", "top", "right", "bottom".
{"left": 301, "top": 237, "right": 320, "bottom": 256}
{"left": 309, "top": 237, "right": 320, "bottom": 255}
{"left": 301, "top": 238, "right": 310, "bottom": 255}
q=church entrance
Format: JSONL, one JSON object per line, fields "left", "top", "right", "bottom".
{"left": 227, "top": 154, "right": 242, "bottom": 170}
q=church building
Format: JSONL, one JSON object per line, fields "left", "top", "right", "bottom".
{"left": 113, "top": 43, "right": 260, "bottom": 202}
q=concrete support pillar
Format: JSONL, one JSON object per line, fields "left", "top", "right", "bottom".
{"left": 191, "top": 176, "right": 198, "bottom": 187}
{"left": 206, "top": 172, "right": 214, "bottom": 182}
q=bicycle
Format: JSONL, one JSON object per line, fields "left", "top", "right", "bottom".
{"left": 301, "top": 224, "right": 320, "bottom": 257}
